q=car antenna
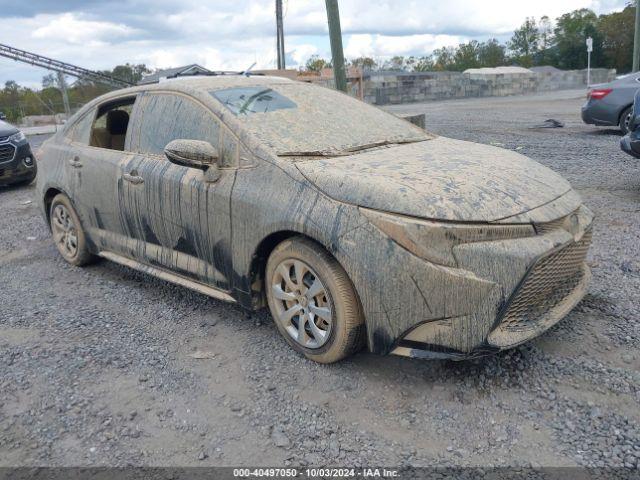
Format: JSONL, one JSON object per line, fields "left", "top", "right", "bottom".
{"left": 240, "top": 62, "right": 257, "bottom": 77}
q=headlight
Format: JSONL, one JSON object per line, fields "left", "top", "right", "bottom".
{"left": 9, "top": 131, "right": 26, "bottom": 143}
{"left": 361, "top": 208, "right": 535, "bottom": 267}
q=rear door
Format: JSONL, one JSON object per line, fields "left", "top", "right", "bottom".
{"left": 67, "top": 96, "right": 138, "bottom": 253}
{"left": 118, "top": 91, "right": 237, "bottom": 291}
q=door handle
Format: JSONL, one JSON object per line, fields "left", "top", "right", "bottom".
{"left": 68, "top": 156, "right": 82, "bottom": 168}
{"left": 123, "top": 173, "right": 144, "bottom": 185}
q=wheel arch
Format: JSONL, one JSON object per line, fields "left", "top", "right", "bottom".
{"left": 619, "top": 103, "right": 633, "bottom": 124}
{"left": 42, "top": 186, "right": 86, "bottom": 236}
{"left": 246, "top": 230, "right": 342, "bottom": 309}
{"left": 43, "top": 187, "right": 65, "bottom": 228}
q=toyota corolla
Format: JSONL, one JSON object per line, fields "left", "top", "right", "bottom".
{"left": 36, "top": 76, "right": 593, "bottom": 363}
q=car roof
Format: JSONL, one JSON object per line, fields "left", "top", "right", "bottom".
{"left": 137, "top": 75, "right": 295, "bottom": 94}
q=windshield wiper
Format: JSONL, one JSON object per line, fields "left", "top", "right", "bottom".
{"left": 278, "top": 137, "right": 427, "bottom": 158}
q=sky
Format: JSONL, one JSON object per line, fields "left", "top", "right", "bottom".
{"left": 0, "top": 0, "right": 629, "bottom": 88}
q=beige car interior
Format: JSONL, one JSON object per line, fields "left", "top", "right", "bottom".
{"left": 90, "top": 100, "right": 134, "bottom": 151}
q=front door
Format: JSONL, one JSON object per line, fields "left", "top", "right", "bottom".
{"left": 118, "top": 92, "right": 237, "bottom": 291}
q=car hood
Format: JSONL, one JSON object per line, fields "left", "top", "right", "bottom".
{"left": 295, "top": 136, "right": 581, "bottom": 223}
{"left": 0, "top": 120, "right": 18, "bottom": 137}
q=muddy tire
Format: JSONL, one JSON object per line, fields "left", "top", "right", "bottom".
{"left": 266, "top": 237, "right": 365, "bottom": 364}
{"left": 620, "top": 106, "right": 633, "bottom": 135}
{"left": 49, "top": 193, "right": 96, "bottom": 267}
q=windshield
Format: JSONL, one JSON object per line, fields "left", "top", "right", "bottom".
{"left": 210, "top": 83, "right": 431, "bottom": 156}
{"left": 212, "top": 87, "right": 297, "bottom": 116}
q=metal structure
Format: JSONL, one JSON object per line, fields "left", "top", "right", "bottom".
{"left": 586, "top": 37, "right": 593, "bottom": 87}
{"left": 634, "top": 0, "right": 640, "bottom": 72}
{"left": 57, "top": 72, "right": 71, "bottom": 118}
{"left": 0, "top": 43, "right": 134, "bottom": 88}
{"left": 275, "top": 0, "right": 286, "bottom": 70}
{"left": 325, "top": 0, "right": 347, "bottom": 92}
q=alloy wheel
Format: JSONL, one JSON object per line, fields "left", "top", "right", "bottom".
{"left": 625, "top": 111, "right": 632, "bottom": 132}
{"left": 270, "top": 259, "right": 333, "bottom": 349}
{"left": 51, "top": 204, "right": 79, "bottom": 260}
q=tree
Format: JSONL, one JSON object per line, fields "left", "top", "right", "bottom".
{"left": 99, "top": 63, "right": 150, "bottom": 84}
{"left": 304, "top": 55, "right": 330, "bottom": 73}
{"left": 42, "top": 74, "right": 56, "bottom": 89}
{"left": 412, "top": 56, "right": 435, "bottom": 72}
{"left": 533, "top": 16, "right": 559, "bottom": 66}
{"left": 349, "top": 56, "right": 378, "bottom": 70}
{"left": 509, "top": 17, "right": 539, "bottom": 67}
{"left": 538, "top": 16, "right": 554, "bottom": 50}
{"left": 598, "top": 4, "right": 635, "bottom": 73}
{"left": 432, "top": 46, "right": 457, "bottom": 71}
{"left": 382, "top": 56, "right": 408, "bottom": 71}
{"left": 453, "top": 41, "right": 481, "bottom": 70}
{"left": 554, "top": 9, "right": 601, "bottom": 69}
{"left": 478, "top": 39, "right": 507, "bottom": 67}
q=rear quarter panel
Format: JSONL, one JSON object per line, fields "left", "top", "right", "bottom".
{"left": 35, "top": 132, "right": 75, "bottom": 222}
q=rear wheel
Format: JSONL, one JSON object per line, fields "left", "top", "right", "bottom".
{"left": 49, "top": 193, "right": 96, "bottom": 266}
{"left": 266, "top": 237, "right": 365, "bottom": 364}
{"left": 620, "top": 106, "right": 633, "bottom": 135}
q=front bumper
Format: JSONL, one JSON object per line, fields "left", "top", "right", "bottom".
{"left": 0, "top": 140, "right": 37, "bottom": 185}
{"left": 336, "top": 205, "right": 594, "bottom": 359}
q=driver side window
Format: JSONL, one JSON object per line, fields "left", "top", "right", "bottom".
{"left": 132, "top": 93, "right": 232, "bottom": 164}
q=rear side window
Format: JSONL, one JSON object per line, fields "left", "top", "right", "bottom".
{"left": 132, "top": 93, "right": 221, "bottom": 156}
{"left": 211, "top": 87, "right": 297, "bottom": 116}
{"left": 89, "top": 97, "right": 136, "bottom": 151}
{"left": 67, "top": 111, "right": 95, "bottom": 145}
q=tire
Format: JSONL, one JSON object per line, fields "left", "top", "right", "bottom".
{"left": 49, "top": 193, "right": 96, "bottom": 266}
{"left": 620, "top": 106, "right": 633, "bottom": 135}
{"left": 265, "top": 237, "right": 365, "bottom": 363}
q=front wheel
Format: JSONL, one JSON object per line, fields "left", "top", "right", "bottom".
{"left": 620, "top": 106, "right": 633, "bottom": 135}
{"left": 266, "top": 237, "right": 365, "bottom": 363}
{"left": 49, "top": 193, "right": 96, "bottom": 266}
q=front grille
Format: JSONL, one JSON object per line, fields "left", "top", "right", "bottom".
{"left": 499, "top": 230, "right": 592, "bottom": 332}
{"left": 0, "top": 144, "right": 15, "bottom": 163}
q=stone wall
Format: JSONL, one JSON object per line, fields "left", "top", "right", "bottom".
{"left": 361, "top": 68, "right": 616, "bottom": 105}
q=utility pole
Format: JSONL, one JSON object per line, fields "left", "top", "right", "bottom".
{"left": 586, "top": 37, "right": 593, "bottom": 87}
{"left": 634, "top": 0, "right": 640, "bottom": 72}
{"left": 57, "top": 71, "right": 71, "bottom": 120}
{"left": 325, "top": 0, "right": 347, "bottom": 92}
{"left": 275, "top": 0, "right": 286, "bottom": 70}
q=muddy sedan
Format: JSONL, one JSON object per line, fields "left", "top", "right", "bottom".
{"left": 36, "top": 76, "right": 593, "bottom": 363}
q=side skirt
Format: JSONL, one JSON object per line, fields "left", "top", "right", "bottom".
{"left": 98, "top": 251, "right": 236, "bottom": 304}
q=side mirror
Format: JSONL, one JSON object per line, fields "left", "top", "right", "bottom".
{"left": 164, "top": 139, "right": 219, "bottom": 169}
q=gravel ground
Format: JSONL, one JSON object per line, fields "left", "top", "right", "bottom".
{"left": 0, "top": 90, "right": 638, "bottom": 469}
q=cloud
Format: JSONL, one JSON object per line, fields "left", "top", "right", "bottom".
{"left": 32, "top": 13, "right": 137, "bottom": 46}
{"left": 345, "top": 33, "right": 466, "bottom": 59}
{"left": 0, "top": 0, "right": 629, "bottom": 86}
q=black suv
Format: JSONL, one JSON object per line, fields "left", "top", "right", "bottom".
{"left": 0, "top": 120, "right": 37, "bottom": 186}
